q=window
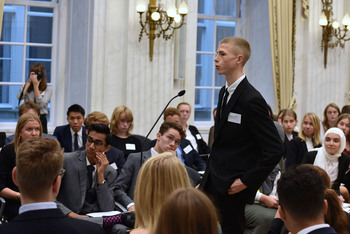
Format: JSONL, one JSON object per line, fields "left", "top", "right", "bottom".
{"left": 195, "top": 0, "right": 241, "bottom": 122}
{"left": 0, "top": 0, "right": 57, "bottom": 123}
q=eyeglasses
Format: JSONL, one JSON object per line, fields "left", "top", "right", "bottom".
{"left": 163, "top": 134, "right": 181, "bottom": 146}
{"left": 87, "top": 136, "right": 105, "bottom": 148}
{"left": 59, "top": 168, "right": 65, "bottom": 178}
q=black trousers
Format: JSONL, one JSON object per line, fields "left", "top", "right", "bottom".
{"left": 40, "top": 114, "right": 48, "bottom": 134}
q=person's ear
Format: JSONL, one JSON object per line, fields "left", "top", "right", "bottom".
{"left": 156, "top": 132, "right": 161, "bottom": 141}
{"left": 279, "top": 205, "right": 287, "bottom": 222}
{"left": 104, "top": 145, "right": 111, "bottom": 153}
{"left": 323, "top": 199, "right": 328, "bottom": 215}
{"left": 12, "top": 167, "right": 18, "bottom": 186}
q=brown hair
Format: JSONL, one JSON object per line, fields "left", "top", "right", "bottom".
{"left": 336, "top": 113, "right": 350, "bottom": 140}
{"left": 324, "top": 189, "right": 348, "bottom": 234}
{"left": 322, "top": 103, "right": 340, "bottom": 132}
{"left": 154, "top": 187, "right": 219, "bottom": 234}
{"left": 134, "top": 153, "right": 191, "bottom": 232}
{"left": 14, "top": 113, "right": 43, "bottom": 152}
{"left": 177, "top": 102, "right": 191, "bottom": 110}
{"left": 18, "top": 101, "right": 40, "bottom": 117}
{"left": 84, "top": 111, "right": 109, "bottom": 129}
{"left": 163, "top": 108, "right": 180, "bottom": 120}
{"left": 219, "top": 37, "right": 251, "bottom": 66}
{"left": 281, "top": 109, "right": 297, "bottom": 121}
{"left": 110, "top": 106, "right": 134, "bottom": 136}
{"left": 16, "top": 137, "right": 63, "bottom": 199}
{"left": 299, "top": 113, "right": 321, "bottom": 146}
{"left": 27, "top": 63, "right": 47, "bottom": 92}
{"left": 159, "top": 121, "right": 186, "bottom": 139}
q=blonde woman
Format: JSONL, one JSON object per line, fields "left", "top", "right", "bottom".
{"left": 285, "top": 113, "right": 322, "bottom": 169}
{"left": 132, "top": 152, "right": 191, "bottom": 234}
{"left": 110, "top": 106, "right": 141, "bottom": 160}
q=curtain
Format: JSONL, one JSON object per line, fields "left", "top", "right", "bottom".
{"left": 268, "top": 0, "right": 296, "bottom": 112}
{"left": 0, "top": 0, "right": 4, "bottom": 39}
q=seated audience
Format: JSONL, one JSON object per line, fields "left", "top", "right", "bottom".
{"left": 132, "top": 152, "right": 191, "bottom": 234}
{"left": 5, "top": 101, "right": 56, "bottom": 144}
{"left": 0, "top": 137, "right": 104, "bottom": 234}
{"left": 56, "top": 124, "right": 117, "bottom": 218}
{"left": 302, "top": 127, "right": 349, "bottom": 193}
{"left": 321, "top": 103, "right": 340, "bottom": 139}
{"left": 285, "top": 112, "right": 322, "bottom": 169}
{"left": 269, "top": 165, "right": 336, "bottom": 234}
{"left": 157, "top": 107, "right": 206, "bottom": 171}
{"left": 154, "top": 187, "right": 220, "bottom": 234}
{"left": 281, "top": 109, "right": 298, "bottom": 154}
{"left": 0, "top": 113, "right": 42, "bottom": 220}
{"left": 336, "top": 113, "right": 350, "bottom": 157}
{"left": 177, "top": 102, "right": 210, "bottom": 155}
{"left": 208, "top": 107, "right": 217, "bottom": 150}
{"left": 244, "top": 165, "right": 280, "bottom": 234}
{"left": 110, "top": 106, "right": 142, "bottom": 160}
{"left": 84, "top": 111, "right": 125, "bottom": 175}
{"left": 53, "top": 104, "right": 87, "bottom": 152}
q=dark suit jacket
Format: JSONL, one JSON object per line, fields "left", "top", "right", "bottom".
{"left": 201, "top": 78, "right": 283, "bottom": 203}
{"left": 105, "top": 146, "right": 125, "bottom": 175}
{"left": 149, "top": 139, "right": 206, "bottom": 171}
{"left": 268, "top": 218, "right": 337, "bottom": 234}
{"left": 56, "top": 150, "right": 117, "bottom": 215}
{"left": 302, "top": 151, "right": 350, "bottom": 193}
{"left": 114, "top": 149, "right": 201, "bottom": 208}
{"left": 283, "top": 131, "right": 298, "bottom": 158}
{"left": 188, "top": 125, "right": 210, "bottom": 155}
{"left": 0, "top": 208, "right": 104, "bottom": 234}
{"left": 53, "top": 124, "right": 87, "bottom": 152}
{"left": 285, "top": 137, "right": 322, "bottom": 169}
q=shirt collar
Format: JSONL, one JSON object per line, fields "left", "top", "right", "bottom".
{"left": 225, "top": 74, "right": 246, "bottom": 95}
{"left": 297, "top": 224, "right": 330, "bottom": 234}
{"left": 70, "top": 126, "right": 83, "bottom": 136}
{"left": 151, "top": 147, "right": 159, "bottom": 156}
{"left": 19, "top": 202, "right": 57, "bottom": 214}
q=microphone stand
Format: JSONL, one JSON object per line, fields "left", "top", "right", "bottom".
{"left": 140, "top": 90, "right": 186, "bottom": 165}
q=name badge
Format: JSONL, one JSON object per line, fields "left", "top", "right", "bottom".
{"left": 110, "top": 162, "right": 118, "bottom": 170}
{"left": 125, "top": 143, "right": 136, "bottom": 150}
{"left": 195, "top": 134, "right": 202, "bottom": 140}
{"left": 183, "top": 145, "right": 193, "bottom": 154}
{"left": 228, "top": 112, "right": 241, "bottom": 124}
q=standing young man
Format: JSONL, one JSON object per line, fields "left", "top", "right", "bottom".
{"left": 200, "top": 37, "right": 283, "bottom": 233}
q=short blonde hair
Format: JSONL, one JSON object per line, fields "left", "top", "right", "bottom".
{"left": 299, "top": 112, "right": 321, "bottom": 146}
{"left": 84, "top": 111, "right": 109, "bottom": 129}
{"left": 220, "top": 37, "right": 251, "bottom": 66}
{"left": 14, "top": 113, "right": 43, "bottom": 152}
{"left": 134, "top": 152, "right": 191, "bottom": 232}
{"left": 16, "top": 137, "right": 63, "bottom": 199}
{"left": 110, "top": 106, "right": 134, "bottom": 136}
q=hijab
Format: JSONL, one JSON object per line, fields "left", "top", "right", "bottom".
{"left": 314, "top": 127, "right": 346, "bottom": 184}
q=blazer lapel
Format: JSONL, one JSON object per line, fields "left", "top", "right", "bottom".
{"left": 214, "top": 78, "right": 248, "bottom": 141}
{"left": 78, "top": 151, "right": 87, "bottom": 204}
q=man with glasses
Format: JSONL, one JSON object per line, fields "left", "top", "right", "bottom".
{"left": 56, "top": 123, "right": 117, "bottom": 219}
{"left": 0, "top": 137, "right": 104, "bottom": 233}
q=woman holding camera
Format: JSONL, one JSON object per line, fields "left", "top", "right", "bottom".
{"left": 17, "top": 63, "right": 52, "bottom": 133}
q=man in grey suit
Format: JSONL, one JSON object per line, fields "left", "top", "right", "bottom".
{"left": 57, "top": 123, "right": 117, "bottom": 218}
{"left": 114, "top": 121, "right": 201, "bottom": 212}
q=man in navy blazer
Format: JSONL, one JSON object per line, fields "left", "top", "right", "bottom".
{"left": 54, "top": 104, "right": 87, "bottom": 152}
{"left": 200, "top": 37, "right": 283, "bottom": 233}
{"left": 0, "top": 137, "right": 103, "bottom": 234}
{"left": 270, "top": 165, "right": 337, "bottom": 234}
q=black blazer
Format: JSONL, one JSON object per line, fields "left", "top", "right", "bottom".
{"left": 302, "top": 151, "right": 350, "bottom": 193}
{"left": 283, "top": 131, "right": 298, "bottom": 158}
{"left": 0, "top": 208, "right": 104, "bottom": 234}
{"left": 285, "top": 137, "right": 322, "bottom": 169}
{"left": 188, "top": 125, "right": 210, "bottom": 155}
{"left": 53, "top": 124, "right": 87, "bottom": 152}
{"left": 201, "top": 78, "right": 283, "bottom": 203}
{"left": 149, "top": 139, "right": 206, "bottom": 171}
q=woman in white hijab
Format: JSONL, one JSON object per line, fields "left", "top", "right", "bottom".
{"left": 302, "top": 127, "right": 350, "bottom": 193}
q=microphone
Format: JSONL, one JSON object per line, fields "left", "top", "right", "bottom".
{"left": 140, "top": 90, "right": 186, "bottom": 164}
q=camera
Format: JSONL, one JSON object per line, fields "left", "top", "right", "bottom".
{"left": 36, "top": 72, "right": 43, "bottom": 81}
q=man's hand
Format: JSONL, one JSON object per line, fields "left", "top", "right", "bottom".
{"left": 260, "top": 194, "right": 278, "bottom": 208}
{"left": 67, "top": 212, "right": 88, "bottom": 218}
{"left": 227, "top": 178, "right": 247, "bottom": 195}
{"left": 128, "top": 205, "right": 135, "bottom": 212}
{"left": 96, "top": 152, "right": 109, "bottom": 184}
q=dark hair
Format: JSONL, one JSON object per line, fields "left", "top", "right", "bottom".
{"left": 341, "top": 105, "right": 350, "bottom": 114}
{"left": 159, "top": 121, "right": 186, "bottom": 139}
{"left": 281, "top": 109, "right": 297, "bottom": 121}
{"left": 67, "top": 104, "right": 85, "bottom": 117}
{"left": 88, "top": 123, "right": 111, "bottom": 145}
{"left": 18, "top": 101, "right": 40, "bottom": 116}
{"left": 277, "top": 165, "right": 325, "bottom": 220}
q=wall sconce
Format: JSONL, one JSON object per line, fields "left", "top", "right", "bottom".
{"left": 136, "top": 0, "right": 188, "bottom": 61}
{"left": 319, "top": 0, "right": 350, "bottom": 68}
